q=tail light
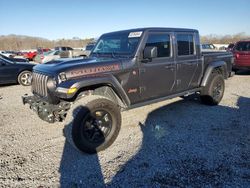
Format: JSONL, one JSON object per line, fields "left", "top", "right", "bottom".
{"left": 235, "top": 53, "right": 240, "bottom": 59}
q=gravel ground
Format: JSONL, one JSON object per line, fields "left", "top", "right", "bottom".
{"left": 0, "top": 72, "right": 250, "bottom": 187}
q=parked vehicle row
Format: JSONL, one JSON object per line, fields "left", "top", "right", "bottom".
{"left": 0, "top": 50, "right": 19, "bottom": 58}
{"left": 34, "top": 50, "right": 61, "bottom": 64}
{"left": 0, "top": 42, "right": 97, "bottom": 86}
{"left": 0, "top": 42, "right": 96, "bottom": 63}
{"left": 33, "top": 44, "right": 96, "bottom": 63}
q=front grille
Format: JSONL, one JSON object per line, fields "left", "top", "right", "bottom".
{"left": 32, "top": 72, "right": 49, "bottom": 97}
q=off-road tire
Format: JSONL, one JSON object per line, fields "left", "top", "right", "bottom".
{"left": 232, "top": 68, "right": 239, "bottom": 73}
{"left": 200, "top": 72, "right": 225, "bottom": 105}
{"left": 18, "top": 70, "right": 32, "bottom": 86}
{"left": 65, "top": 95, "right": 121, "bottom": 154}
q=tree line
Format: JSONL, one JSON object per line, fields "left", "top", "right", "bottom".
{"left": 0, "top": 32, "right": 250, "bottom": 51}
{"left": 200, "top": 32, "right": 250, "bottom": 44}
{"left": 0, "top": 35, "right": 95, "bottom": 51}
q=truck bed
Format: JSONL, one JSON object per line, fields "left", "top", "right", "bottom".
{"left": 202, "top": 51, "right": 234, "bottom": 77}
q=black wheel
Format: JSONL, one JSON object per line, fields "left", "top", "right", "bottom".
{"left": 232, "top": 68, "right": 239, "bottom": 73}
{"left": 71, "top": 97, "right": 121, "bottom": 154}
{"left": 18, "top": 71, "right": 32, "bottom": 86}
{"left": 200, "top": 73, "right": 225, "bottom": 105}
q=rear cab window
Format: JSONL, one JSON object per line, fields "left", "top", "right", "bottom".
{"left": 177, "top": 34, "right": 195, "bottom": 56}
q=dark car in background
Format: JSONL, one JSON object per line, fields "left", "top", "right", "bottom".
{"left": 0, "top": 54, "right": 35, "bottom": 86}
{"left": 227, "top": 43, "right": 235, "bottom": 51}
{"left": 232, "top": 41, "right": 250, "bottom": 71}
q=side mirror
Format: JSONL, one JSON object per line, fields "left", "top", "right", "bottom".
{"left": 143, "top": 46, "right": 157, "bottom": 60}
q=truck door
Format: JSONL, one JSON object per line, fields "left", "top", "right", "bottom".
{"left": 175, "top": 33, "right": 201, "bottom": 92}
{"left": 139, "top": 32, "right": 176, "bottom": 101}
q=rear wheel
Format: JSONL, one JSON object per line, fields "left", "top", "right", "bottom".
{"left": 200, "top": 73, "right": 225, "bottom": 105}
{"left": 232, "top": 68, "right": 239, "bottom": 73}
{"left": 67, "top": 96, "right": 121, "bottom": 154}
{"left": 18, "top": 71, "right": 32, "bottom": 86}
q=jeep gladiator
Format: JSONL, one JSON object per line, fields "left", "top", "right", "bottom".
{"left": 23, "top": 28, "right": 234, "bottom": 153}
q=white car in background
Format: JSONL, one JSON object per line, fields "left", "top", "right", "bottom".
{"left": 201, "top": 43, "right": 218, "bottom": 51}
{"left": 0, "top": 50, "right": 16, "bottom": 58}
{"left": 34, "top": 50, "right": 61, "bottom": 63}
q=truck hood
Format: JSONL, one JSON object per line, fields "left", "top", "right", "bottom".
{"left": 33, "top": 57, "right": 124, "bottom": 77}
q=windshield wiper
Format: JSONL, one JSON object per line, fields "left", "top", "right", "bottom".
{"left": 111, "top": 51, "right": 116, "bottom": 58}
{"left": 92, "top": 52, "right": 100, "bottom": 57}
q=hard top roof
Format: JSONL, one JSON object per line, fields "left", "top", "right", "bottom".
{"left": 102, "top": 27, "right": 199, "bottom": 36}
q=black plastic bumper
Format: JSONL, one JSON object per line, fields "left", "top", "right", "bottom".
{"left": 22, "top": 94, "right": 71, "bottom": 123}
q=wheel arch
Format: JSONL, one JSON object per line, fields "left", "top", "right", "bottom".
{"left": 201, "top": 61, "right": 227, "bottom": 87}
{"left": 71, "top": 76, "right": 130, "bottom": 108}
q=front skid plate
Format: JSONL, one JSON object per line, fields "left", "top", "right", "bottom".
{"left": 22, "top": 94, "right": 71, "bottom": 123}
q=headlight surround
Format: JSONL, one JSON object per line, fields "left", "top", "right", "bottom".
{"left": 58, "top": 72, "right": 67, "bottom": 83}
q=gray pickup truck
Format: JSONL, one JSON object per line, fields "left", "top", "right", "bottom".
{"left": 23, "top": 28, "right": 234, "bottom": 153}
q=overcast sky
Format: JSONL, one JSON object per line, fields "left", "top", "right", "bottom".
{"left": 1, "top": 0, "right": 250, "bottom": 40}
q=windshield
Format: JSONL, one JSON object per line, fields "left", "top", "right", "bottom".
{"left": 92, "top": 31, "right": 142, "bottom": 57}
{"left": 0, "top": 54, "right": 14, "bottom": 64}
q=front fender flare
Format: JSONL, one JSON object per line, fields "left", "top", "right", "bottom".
{"left": 57, "top": 75, "right": 131, "bottom": 107}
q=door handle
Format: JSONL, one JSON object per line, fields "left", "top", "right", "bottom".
{"left": 165, "top": 65, "right": 175, "bottom": 69}
{"left": 183, "top": 62, "right": 195, "bottom": 66}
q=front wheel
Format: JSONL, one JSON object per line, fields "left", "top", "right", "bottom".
{"left": 18, "top": 70, "right": 32, "bottom": 86}
{"left": 200, "top": 73, "right": 225, "bottom": 105}
{"left": 71, "top": 96, "right": 121, "bottom": 154}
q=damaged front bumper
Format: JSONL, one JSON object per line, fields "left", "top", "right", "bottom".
{"left": 22, "top": 94, "right": 71, "bottom": 123}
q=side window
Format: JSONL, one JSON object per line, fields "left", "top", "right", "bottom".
{"left": 177, "top": 34, "right": 195, "bottom": 56}
{"left": 145, "top": 34, "right": 171, "bottom": 58}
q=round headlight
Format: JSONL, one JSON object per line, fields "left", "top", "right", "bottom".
{"left": 47, "top": 78, "right": 57, "bottom": 90}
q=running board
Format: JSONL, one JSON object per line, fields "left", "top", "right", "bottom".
{"left": 128, "top": 88, "right": 201, "bottom": 110}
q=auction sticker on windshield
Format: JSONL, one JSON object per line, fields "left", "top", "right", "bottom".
{"left": 128, "top": 31, "right": 143, "bottom": 38}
